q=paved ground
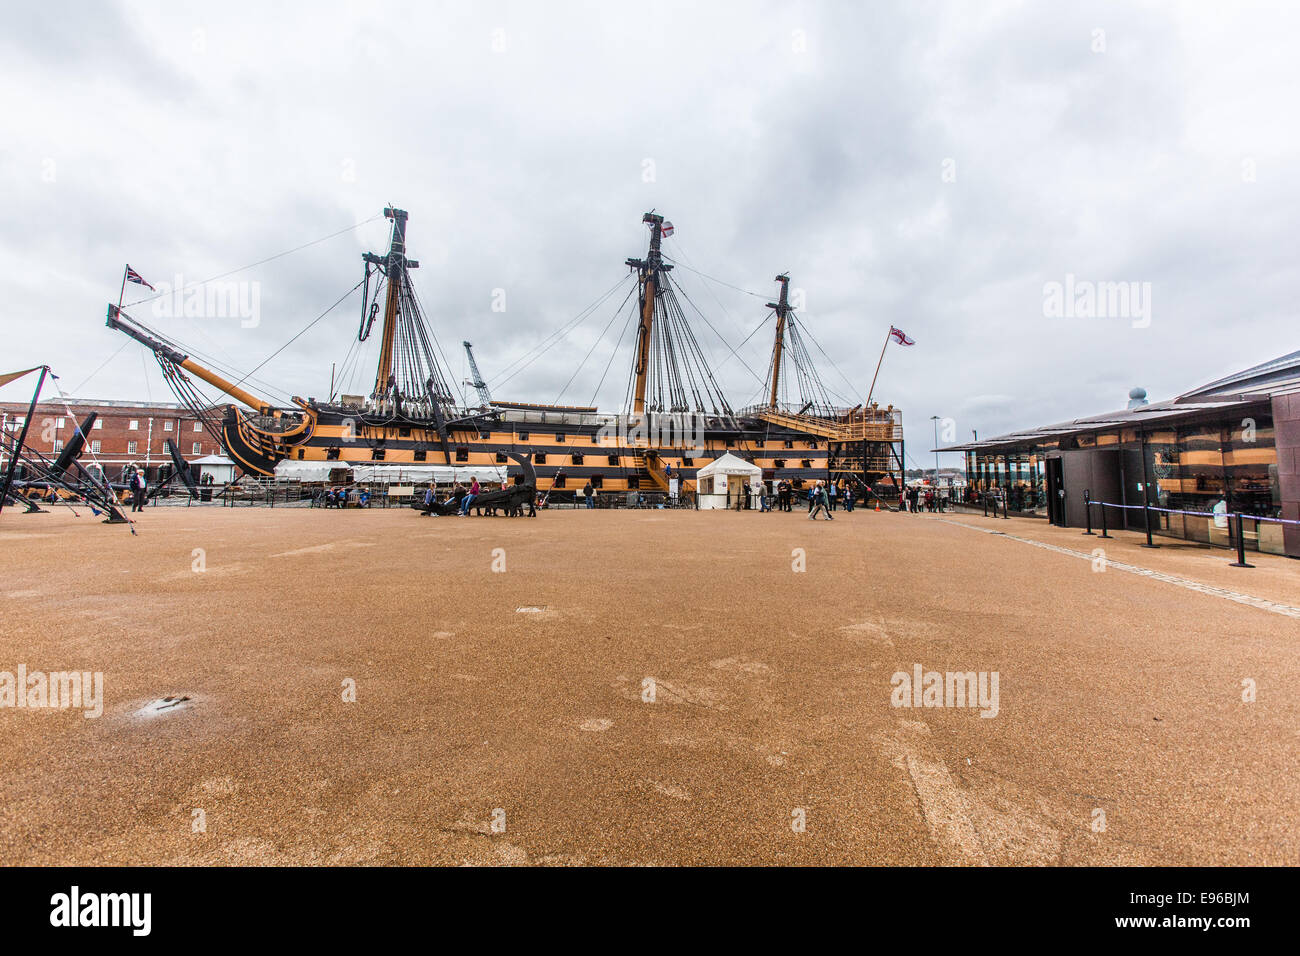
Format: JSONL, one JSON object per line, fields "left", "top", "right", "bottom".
{"left": 1, "top": 503, "right": 1297, "bottom": 865}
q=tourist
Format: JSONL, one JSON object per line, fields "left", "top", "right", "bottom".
{"left": 460, "top": 477, "right": 480, "bottom": 516}
{"left": 583, "top": 479, "right": 594, "bottom": 509}
{"left": 828, "top": 481, "right": 838, "bottom": 512}
{"left": 130, "top": 469, "right": 147, "bottom": 512}
{"left": 844, "top": 485, "right": 855, "bottom": 513}
{"left": 809, "top": 481, "right": 832, "bottom": 520}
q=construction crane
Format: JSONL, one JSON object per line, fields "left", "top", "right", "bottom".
{"left": 462, "top": 341, "right": 492, "bottom": 407}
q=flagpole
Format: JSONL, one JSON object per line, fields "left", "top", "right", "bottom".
{"left": 865, "top": 327, "right": 892, "bottom": 408}
{"left": 117, "top": 265, "right": 128, "bottom": 312}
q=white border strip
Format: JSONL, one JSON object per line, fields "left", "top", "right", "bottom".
{"left": 935, "top": 518, "right": 1300, "bottom": 619}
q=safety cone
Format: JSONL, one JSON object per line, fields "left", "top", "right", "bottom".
{"left": 875, "top": 500, "right": 880, "bottom": 512}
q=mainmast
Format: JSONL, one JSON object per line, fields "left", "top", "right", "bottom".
{"left": 364, "top": 207, "right": 418, "bottom": 402}
{"left": 766, "top": 274, "right": 791, "bottom": 408}
{"left": 626, "top": 212, "right": 673, "bottom": 415}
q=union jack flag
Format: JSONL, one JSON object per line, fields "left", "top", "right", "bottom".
{"left": 889, "top": 326, "right": 915, "bottom": 346}
{"left": 125, "top": 265, "right": 154, "bottom": 291}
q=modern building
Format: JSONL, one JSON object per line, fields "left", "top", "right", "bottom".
{"left": 0, "top": 398, "right": 217, "bottom": 484}
{"left": 939, "top": 350, "right": 1299, "bottom": 558}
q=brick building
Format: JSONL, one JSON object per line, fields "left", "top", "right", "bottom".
{"left": 0, "top": 398, "right": 223, "bottom": 483}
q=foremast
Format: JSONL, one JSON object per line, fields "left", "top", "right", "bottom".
{"left": 363, "top": 207, "right": 417, "bottom": 403}
{"left": 626, "top": 212, "right": 673, "bottom": 415}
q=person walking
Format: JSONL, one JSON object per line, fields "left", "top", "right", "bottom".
{"left": 828, "top": 481, "right": 838, "bottom": 512}
{"left": 130, "top": 468, "right": 148, "bottom": 512}
{"left": 809, "top": 481, "right": 833, "bottom": 520}
{"left": 844, "top": 484, "right": 855, "bottom": 513}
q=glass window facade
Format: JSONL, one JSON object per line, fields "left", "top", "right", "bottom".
{"left": 963, "top": 410, "right": 1284, "bottom": 554}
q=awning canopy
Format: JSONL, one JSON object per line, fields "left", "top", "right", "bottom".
{"left": 273, "top": 461, "right": 507, "bottom": 484}
{"left": 695, "top": 452, "right": 762, "bottom": 479}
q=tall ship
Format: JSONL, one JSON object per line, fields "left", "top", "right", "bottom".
{"left": 107, "top": 208, "right": 904, "bottom": 497}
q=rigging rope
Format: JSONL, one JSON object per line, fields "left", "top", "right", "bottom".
{"left": 122, "top": 215, "right": 384, "bottom": 309}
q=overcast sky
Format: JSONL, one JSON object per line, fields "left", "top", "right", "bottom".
{"left": 2, "top": 1, "right": 1296, "bottom": 466}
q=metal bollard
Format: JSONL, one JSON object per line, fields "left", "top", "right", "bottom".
{"left": 1083, "top": 491, "right": 1094, "bottom": 535}
{"left": 1141, "top": 497, "right": 1158, "bottom": 548}
{"left": 1099, "top": 500, "right": 1111, "bottom": 538}
{"left": 1229, "top": 513, "right": 1255, "bottom": 568}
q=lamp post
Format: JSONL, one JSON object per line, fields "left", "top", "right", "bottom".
{"left": 930, "top": 415, "right": 941, "bottom": 487}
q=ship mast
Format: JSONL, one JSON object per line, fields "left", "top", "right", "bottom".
{"left": 364, "top": 207, "right": 417, "bottom": 402}
{"left": 626, "top": 212, "right": 672, "bottom": 415}
{"left": 766, "top": 274, "right": 791, "bottom": 408}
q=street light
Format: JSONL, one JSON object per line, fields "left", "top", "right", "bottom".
{"left": 930, "top": 415, "right": 940, "bottom": 487}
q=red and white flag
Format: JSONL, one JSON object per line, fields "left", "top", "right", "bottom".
{"left": 125, "top": 265, "right": 155, "bottom": 291}
{"left": 889, "top": 326, "right": 915, "bottom": 346}
{"left": 660, "top": 221, "right": 674, "bottom": 238}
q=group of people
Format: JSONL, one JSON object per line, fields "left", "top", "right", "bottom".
{"left": 421, "top": 478, "right": 537, "bottom": 517}
{"left": 321, "top": 486, "right": 370, "bottom": 508}
{"left": 753, "top": 477, "right": 856, "bottom": 514}
{"left": 900, "top": 486, "right": 944, "bottom": 513}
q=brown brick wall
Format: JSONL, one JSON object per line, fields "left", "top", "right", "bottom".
{"left": 0, "top": 400, "right": 217, "bottom": 479}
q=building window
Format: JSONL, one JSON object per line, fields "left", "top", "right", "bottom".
{"left": 93, "top": 419, "right": 103, "bottom": 429}
{"left": 495, "top": 451, "right": 507, "bottom": 463}
{"left": 373, "top": 448, "right": 385, "bottom": 461}
{"left": 91, "top": 440, "right": 101, "bottom": 454}
{"left": 784, "top": 440, "right": 793, "bottom": 449}
{"left": 590, "top": 475, "right": 603, "bottom": 489}
{"left": 455, "top": 447, "right": 469, "bottom": 462}
{"left": 801, "top": 459, "right": 812, "bottom": 468}
{"left": 556, "top": 433, "right": 565, "bottom": 443}
{"left": 193, "top": 442, "right": 202, "bottom": 455}
{"left": 774, "top": 458, "right": 786, "bottom": 469}
{"left": 725, "top": 439, "right": 735, "bottom": 447}
{"left": 56, "top": 417, "right": 66, "bottom": 429}
{"left": 296, "top": 449, "right": 305, "bottom": 459}
{"left": 414, "top": 449, "right": 427, "bottom": 462}
{"left": 128, "top": 420, "right": 139, "bottom": 430}
{"left": 127, "top": 441, "right": 138, "bottom": 454}
{"left": 163, "top": 421, "right": 172, "bottom": 431}
{"left": 571, "top": 453, "right": 584, "bottom": 465}
{"left": 607, "top": 454, "right": 619, "bottom": 466}
{"left": 628, "top": 475, "right": 640, "bottom": 489}
{"left": 518, "top": 431, "right": 529, "bottom": 441}
{"left": 326, "top": 446, "right": 340, "bottom": 460}
{"left": 193, "top": 422, "right": 202, "bottom": 432}
{"left": 535, "top": 453, "right": 547, "bottom": 464}
{"left": 755, "top": 440, "right": 764, "bottom": 448}
{"left": 682, "top": 456, "right": 693, "bottom": 466}
{"left": 553, "top": 473, "right": 566, "bottom": 487}
{"left": 52, "top": 439, "right": 64, "bottom": 452}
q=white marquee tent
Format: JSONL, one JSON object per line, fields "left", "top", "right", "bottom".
{"left": 273, "top": 460, "right": 507, "bottom": 485}
{"left": 695, "top": 452, "right": 763, "bottom": 510}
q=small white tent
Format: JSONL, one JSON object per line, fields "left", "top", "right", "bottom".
{"left": 191, "top": 454, "right": 236, "bottom": 484}
{"left": 695, "top": 452, "right": 763, "bottom": 510}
